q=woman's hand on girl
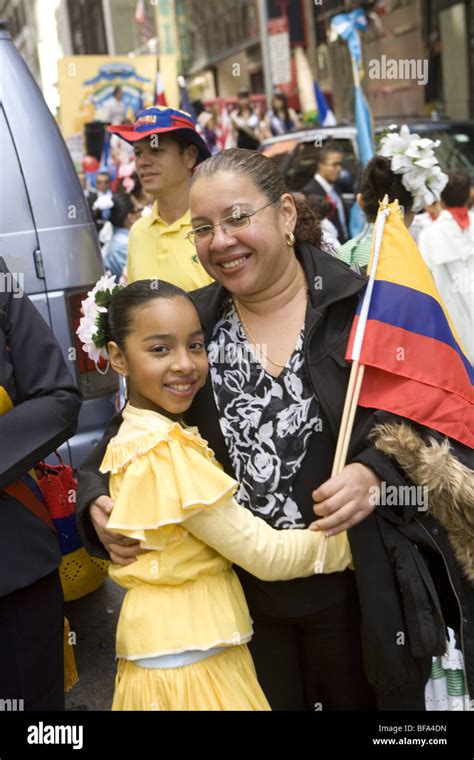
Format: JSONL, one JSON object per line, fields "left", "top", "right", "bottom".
{"left": 90, "top": 495, "right": 143, "bottom": 565}
{"left": 310, "top": 464, "right": 381, "bottom": 536}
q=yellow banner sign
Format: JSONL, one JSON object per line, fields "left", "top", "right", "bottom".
{"left": 58, "top": 55, "right": 158, "bottom": 160}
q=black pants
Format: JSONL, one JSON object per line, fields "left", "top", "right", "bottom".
{"left": 0, "top": 570, "right": 64, "bottom": 711}
{"left": 248, "top": 595, "right": 376, "bottom": 711}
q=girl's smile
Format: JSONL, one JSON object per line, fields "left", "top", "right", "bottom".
{"left": 108, "top": 295, "right": 208, "bottom": 416}
{"left": 163, "top": 377, "right": 200, "bottom": 398}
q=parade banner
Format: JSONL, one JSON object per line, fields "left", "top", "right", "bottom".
{"left": 57, "top": 56, "right": 157, "bottom": 166}
{"left": 153, "top": 0, "right": 180, "bottom": 108}
{"left": 294, "top": 46, "right": 317, "bottom": 123}
{"left": 268, "top": 16, "right": 291, "bottom": 87}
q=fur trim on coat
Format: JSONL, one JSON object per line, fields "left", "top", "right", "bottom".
{"left": 370, "top": 422, "right": 474, "bottom": 584}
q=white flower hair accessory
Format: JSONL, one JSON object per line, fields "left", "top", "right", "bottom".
{"left": 379, "top": 124, "right": 448, "bottom": 212}
{"left": 76, "top": 274, "right": 123, "bottom": 365}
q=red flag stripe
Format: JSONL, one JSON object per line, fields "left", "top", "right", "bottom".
{"left": 348, "top": 317, "right": 473, "bottom": 403}
{"left": 358, "top": 367, "right": 474, "bottom": 448}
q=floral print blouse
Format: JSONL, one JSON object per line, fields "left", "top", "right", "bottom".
{"left": 207, "top": 298, "right": 321, "bottom": 529}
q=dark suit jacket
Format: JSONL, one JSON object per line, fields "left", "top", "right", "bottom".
{"left": 302, "top": 177, "right": 348, "bottom": 243}
{"left": 0, "top": 258, "right": 82, "bottom": 596}
{"left": 75, "top": 243, "right": 474, "bottom": 709}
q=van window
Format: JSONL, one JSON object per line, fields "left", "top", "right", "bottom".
{"left": 0, "top": 106, "right": 36, "bottom": 236}
{"left": 0, "top": 106, "right": 40, "bottom": 285}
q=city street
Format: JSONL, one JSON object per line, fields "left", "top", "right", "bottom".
{"left": 0, "top": 0, "right": 473, "bottom": 749}
{"left": 65, "top": 579, "right": 125, "bottom": 711}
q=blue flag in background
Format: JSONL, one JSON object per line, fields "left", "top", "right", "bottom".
{"left": 354, "top": 84, "right": 374, "bottom": 167}
{"left": 330, "top": 9, "right": 374, "bottom": 167}
{"left": 350, "top": 85, "right": 374, "bottom": 235}
{"left": 331, "top": 9, "right": 374, "bottom": 237}
{"left": 178, "top": 77, "right": 197, "bottom": 121}
{"left": 330, "top": 10, "right": 367, "bottom": 67}
{"left": 313, "top": 81, "right": 337, "bottom": 127}
{"left": 349, "top": 196, "right": 366, "bottom": 237}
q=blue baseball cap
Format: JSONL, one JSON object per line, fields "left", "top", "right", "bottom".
{"left": 108, "top": 106, "right": 211, "bottom": 164}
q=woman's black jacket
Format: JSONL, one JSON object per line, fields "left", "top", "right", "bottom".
{"left": 76, "top": 244, "right": 474, "bottom": 710}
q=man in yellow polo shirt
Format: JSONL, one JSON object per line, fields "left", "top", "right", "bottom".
{"left": 108, "top": 107, "right": 213, "bottom": 291}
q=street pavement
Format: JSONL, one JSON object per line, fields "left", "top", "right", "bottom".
{"left": 65, "top": 578, "right": 125, "bottom": 711}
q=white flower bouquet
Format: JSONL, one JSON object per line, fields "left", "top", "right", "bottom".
{"left": 379, "top": 124, "right": 448, "bottom": 212}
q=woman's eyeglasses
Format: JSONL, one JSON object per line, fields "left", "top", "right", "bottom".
{"left": 186, "top": 201, "right": 275, "bottom": 246}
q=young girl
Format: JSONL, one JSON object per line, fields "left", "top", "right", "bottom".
{"left": 77, "top": 276, "right": 352, "bottom": 711}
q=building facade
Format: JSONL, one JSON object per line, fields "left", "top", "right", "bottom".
{"left": 3, "top": 0, "right": 472, "bottom": 120}
{"left": 312, "top": 0, "right": 473, "bottom": 120}
{"left": 0, "top": 0, "right": 159, "bottom": 116}
{"left": 1, "top": 0, "right": 42, "bottom": 85}
{"left": 183, "top": 0, "right": 261, "bottom": 99}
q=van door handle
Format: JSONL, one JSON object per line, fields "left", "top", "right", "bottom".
{"left": 33, "top": 249, "right": 45, "bottom": 278}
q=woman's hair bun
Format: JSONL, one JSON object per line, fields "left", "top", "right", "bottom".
{"left": 360, "top": 156, "right": 414, "bottom": 220}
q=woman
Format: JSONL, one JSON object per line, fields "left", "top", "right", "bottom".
{"left": 262, "top": 92, "right": 299, "bottom": 138}
{"left": 336, "top": 156, "right": 416, "bottom": 270}
{"left": 104, "top": 192, "right": 143, "bottom": 281}
{"left": 76, "top": 150, "right": 473, "bottom": 711}
{"left": 337, "top": 125, "right": 447, "bottom": 270}
{"left": 0, "top": 258, "right": 81, "bottom": 709}
{"left": 230, "top": 88, "right": 261, "bottom": 150}
{"left": 197, "top": 111, "right": 219, "bottom": 156}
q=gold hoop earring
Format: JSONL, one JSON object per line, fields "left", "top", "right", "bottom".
{"left": 286, "top": 231, "right": 295, "bottom": 248}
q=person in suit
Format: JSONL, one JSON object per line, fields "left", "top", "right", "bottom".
{"left": 0, "top": 258, "right": 82, "bottom": 709}
{"left": 303, "top": 145, "right": 349, "bottom": 243}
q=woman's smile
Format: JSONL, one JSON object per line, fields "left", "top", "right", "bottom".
{"left": 215, "top": 253, "right": 252, "bottom": 273}
{"left": 189, "top": 172, "right": 295, "bottom": 295}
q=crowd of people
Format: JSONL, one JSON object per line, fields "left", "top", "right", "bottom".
{"left": 194, "top": 88, "right": 302, "bottom": 153}
{"left": 71, "top": 104, "right": 473, "bottom": 712}
{"left": 2, "top": 95, "right": 472, "bottom": 713}
{"left": 80, "top": 96, "right": 473, "bottom": 367}
{"left": 78, "top": 88, "right": 305, "bottom": 281}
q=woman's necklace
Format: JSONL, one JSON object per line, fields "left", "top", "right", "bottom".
{"left": 233, "top": 299, "right": 287, "bottom": 369}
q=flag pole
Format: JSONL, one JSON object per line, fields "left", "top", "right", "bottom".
{"left": 331, "top": 360, "right": 360, "bottom": 476}
{"left": 338, "top": 364, "right": 366, "bottom": 468}
{"left": 315, "top": 196, "right": 390, "bottom": 572}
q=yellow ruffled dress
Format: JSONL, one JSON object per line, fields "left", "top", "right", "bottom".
{"left": 100, "top": 404, "right": 352, "bottom": 711}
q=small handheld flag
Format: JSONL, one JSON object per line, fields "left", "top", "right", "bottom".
{"left": 315, "top": 197, "right": 473, "bottom": 574}
{"left": 346, "top": 199, "right": 473, "bottom": 448}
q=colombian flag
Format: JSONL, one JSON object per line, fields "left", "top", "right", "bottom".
{"left": 346, "top": 200, "right": 473, "bottom": 448}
